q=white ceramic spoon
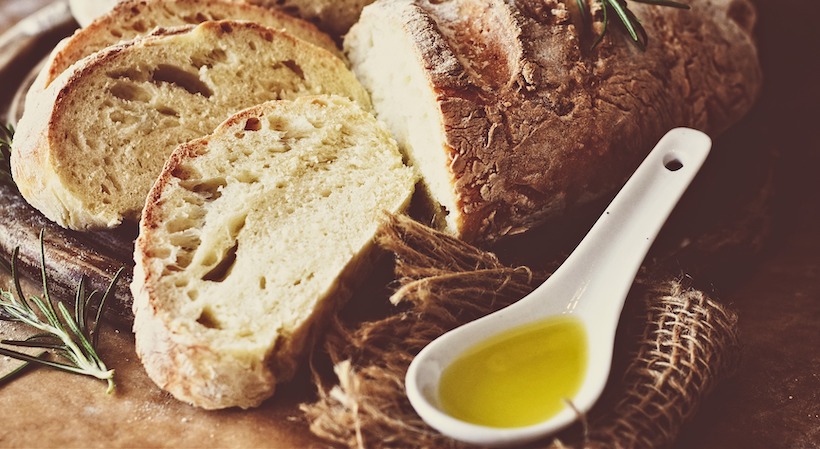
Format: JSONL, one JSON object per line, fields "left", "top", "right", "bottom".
{"left": 405, "top": 127, "right": 712, "bottom": 447}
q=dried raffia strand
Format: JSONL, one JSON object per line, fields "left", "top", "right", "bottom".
{"left": 302, "top": 215, "right": 741, "bottom": 449}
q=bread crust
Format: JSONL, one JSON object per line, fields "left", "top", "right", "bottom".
{"left": 30, "top": 0, "right": 343, "bottom": 113}
{"left": 350, "top": 0, "right": 762, "bottom": 242}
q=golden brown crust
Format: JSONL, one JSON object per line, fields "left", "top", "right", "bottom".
{"left": 26, "top": 0, "right": 344, "bottom": 121}
{"left": 363, "top": 0, "right": 762, "bottom": 242}
{"left": 47, "top": 0, "right": 342, "bottom": 87}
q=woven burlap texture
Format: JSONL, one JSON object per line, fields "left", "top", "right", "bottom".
{"left": 302, "top": 215, "right": 741, "bottom": 448}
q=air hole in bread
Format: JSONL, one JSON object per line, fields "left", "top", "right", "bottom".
{"left": 109, "top": 81, "right": 151, "bottom": 102}
{"left": 151, "top": 64, "right": 214, "bottom": 98}
{"left": 157, "top": 106, "right": 180, "bottom": 117}
{"left": 165, "top": 218, "right": 195, "bottom": 233}
{"left": 228, "top": 214, "right": 247, "bottom": 238}
{"left": 196, "top": 307, "right": 222, "bottom": 329}
{"left": 109, "top": 110, "right": 139, "bottom": 125}
{"left": 131, "top": 19, "right": 148, "bottom": 33}
{"left": 180, "top": 177, "right": 227, "bottom": 201}
{"left": 171, "top": 166, "right": 192, "bottom": 181}
{"left": 259, "top": 276, "right": 267, "bottom": 290}
{"left": 274, "top": 60, "right": 306, "bottom": 81}
{"left": 234, "top": 172, "right": 259, "bottom": 184}
{"left": 244, "top": 117, "right": 262, "bottom": 131}
{"left": 202, "top": 241, "right": 239, "bottom": 282}
{"left": 108, "top": 68, "right": 149, "bottom": 82}
{"left": 268, "top": 116, "right": 288, "bottom": 132}
{"left": 190, "top": 48, "right": 228, "bottom": 69}
{"left": 168, "top": 233, "right": 200, "bottom": 270}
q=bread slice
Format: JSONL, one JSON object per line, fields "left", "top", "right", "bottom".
{"left": 131, "top": 94, "right": 416, "bottom": 409}
{"left": 11, "top": 20, "right": 370, "bottom": 230}
{"left": 37, "top": 0, "right": 342, "bottom": 96}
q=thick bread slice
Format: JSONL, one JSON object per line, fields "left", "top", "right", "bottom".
{"left": 345, "top": 0, "right": 762, "bottom": 242}
{"left": 131, "top": 95, "right": 416, "bottom": 409}
{"left": 35, "top": 0, "right": 342, "bottom": 97}
{"left": 12, "top": 20, "right": 370, "bottom": 230}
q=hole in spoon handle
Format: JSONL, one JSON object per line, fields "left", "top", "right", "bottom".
{"left": 663, "top": 155, "right": 684, "bottom": 171}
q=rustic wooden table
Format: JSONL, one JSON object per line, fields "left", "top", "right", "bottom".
{"left": 0, "top": 0, "right": 817, "bottom": 448}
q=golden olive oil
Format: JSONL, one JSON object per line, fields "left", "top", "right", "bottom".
{"left": 438, "top": 316, "right": 587, "bottom": 428}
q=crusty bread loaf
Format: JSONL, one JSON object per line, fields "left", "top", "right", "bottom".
{"left": 131, "top": 95, "right": 416, "bottom": 409}
{"left": 36, "top": 0, "right": 342, "bottom": 96}
{"left": 12, "top": 20, "right": 369, "bottom": 231}
{"left": 345, "top": 0, "right": 762, "bottom": 242}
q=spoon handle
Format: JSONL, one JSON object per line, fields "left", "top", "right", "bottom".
{"left": 542, "top": 127, "right": 711, "bottom": 318}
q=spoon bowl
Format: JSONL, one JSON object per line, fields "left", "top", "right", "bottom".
{"left": 405, "top": 127, "right": 712, "bottom": 447}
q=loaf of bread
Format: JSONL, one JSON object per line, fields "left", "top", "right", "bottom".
{"left": 35, "top": 0, "right": 342, "bottom": 98}
{"left": 345, "top": 0, "right": 762, "bottom": 242}
{"left": 131, "top": 95, "right": 416, "bottom": 409}
{"left": 12, "top": 20, "right": 369, "bottom": 230}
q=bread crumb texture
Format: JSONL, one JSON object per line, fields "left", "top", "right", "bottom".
{"left": 131, "top": 95, "right": 415, "bottom": 409}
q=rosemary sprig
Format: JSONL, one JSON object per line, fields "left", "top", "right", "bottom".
{"left": 577, "top": 0, "right": 690, "bottom": 50}
{"left": 0, "top": 123, "right": 13, "bottom": 186}
{"left": 0, "top": 230, "right": 123, "bottom": 393}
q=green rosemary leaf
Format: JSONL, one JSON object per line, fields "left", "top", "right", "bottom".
{"left": 0, "top": 350, "right": 48, "bottom": 385}
{"left": 632, "top": 0, "right": 690, "bottom": 9}
{"left": 583, "top": 0, "right": 689, "bottom": 50}
{"left": 0, "top": 247, "right": 31, "bottom": 315}
{"left": 1, "top": 338, "right": 64, "bottom": 350}
{"left": 75, "top": 276, "right": 86, "bottom": 335}
{"left": 92, "top": 267, "right": 123, "bottom": 349}
{"left": 0, "top": 346, "right": 90, "bottom": 375}
{"left": 609, "top": 0, "right": 648, "bottom": 50}
{"left": 576, "top": 0, "right": 589, "bottom": 25}
{"left": 37, "top": 230, "right": 60, "bottom": 328}
{"left": 591, "top": 1, "right": 610, "bottom": 49}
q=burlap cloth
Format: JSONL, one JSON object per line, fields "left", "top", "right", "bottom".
{"left": 301, "top": 199, "right": 769, "bottom": 448}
